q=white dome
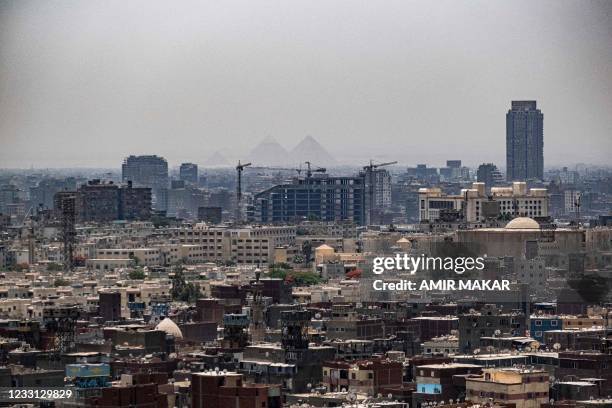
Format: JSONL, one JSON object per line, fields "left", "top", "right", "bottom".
{"left": 504, "top": 217, "right": 540, "bottom": 230}
{"left": 155, "top": 318, "right": 183, "bottom": 339}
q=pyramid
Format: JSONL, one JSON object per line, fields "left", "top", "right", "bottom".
{"left": 247, "top": 137, "right": 291, "bottom": 166}
{"left": 205, "top": 151, "right": 230, "bottom": 166}
{"left": 290, "top": 135, "right": 336, "bottom": 165}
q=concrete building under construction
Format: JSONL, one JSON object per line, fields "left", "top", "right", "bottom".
{"left": 249, "top": 174, "right": 366, "bottom": 225}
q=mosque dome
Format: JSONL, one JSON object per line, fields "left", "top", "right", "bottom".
{"left": 504, "top": 217, "right": 540, "bottom": 230}
{"left": 155, "top": 318, "right": 183, "bottom": 339}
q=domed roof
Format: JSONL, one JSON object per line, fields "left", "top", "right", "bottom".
{"left": 504, "top": 217, "right": 540, "bottom": 230}
{"left": 315, "top": 244, "right": 334, "bottom": 251}
{"left": 155, "top": 318, "right": 183, "bottom": 339}
{"left": 396, "top": 237, "right": 410, "bottom": 243}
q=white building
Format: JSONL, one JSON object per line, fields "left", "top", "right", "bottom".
{"left": 175, "top": 224, "right": 295, "bottom": 265}
{"left": 418, "top": 182, "right": 548, "bottom": 223}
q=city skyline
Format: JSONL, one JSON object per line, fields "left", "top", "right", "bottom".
{"left": 0, "top": 3, "right": 610, "bottom": 408}
{"left": 1, "top": 0, "right": 611, "bottom": 168}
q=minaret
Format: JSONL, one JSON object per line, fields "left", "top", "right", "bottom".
{"left": 249, "top": 268, "right": 266, "bottom": 343}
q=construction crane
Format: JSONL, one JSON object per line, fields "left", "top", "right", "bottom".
{"left": 235, "top": 161, "right": 328, "bottom": 223}
{"left": 235, "top": 160, "right": 252, "bottom": 223}
{"left": 304, "top": 161, "right": 326, "bottom": 178}
{"left": 249, "top": 162, "right": 325, "bottom": 178}
{"left": 362, "top": 160, "right": 397, "bottom": 225}
{"left": 574, "top": 192, "right": 582, "bottom": 226}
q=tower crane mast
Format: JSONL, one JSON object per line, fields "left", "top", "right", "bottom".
{"left": 363, "top": 160, "right": 397, "bottom": 225}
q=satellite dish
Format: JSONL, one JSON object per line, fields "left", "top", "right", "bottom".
{"left": 473, "top": 348, "right": 481, "bottom": 355}
{"left": 553, "top": 343, "right": 561, "bottom": 351}
{"left": 494, "top": 329, "right": 501, "bottom": 336}
{"left": 525, "top": 346, "right": 532, "bottom": 352}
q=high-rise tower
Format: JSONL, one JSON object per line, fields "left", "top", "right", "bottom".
{"left": 122, "top": 155, "right": 168, "bottom": 210}
{"left": 506, "top": 101, "right": 544, "bottom": 181}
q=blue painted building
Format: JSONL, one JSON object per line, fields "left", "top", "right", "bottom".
{"left": 530, "top": 316, "right": 562, "bottom": 344}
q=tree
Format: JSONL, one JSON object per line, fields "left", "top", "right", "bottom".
{"left": 12, "top": 263, "right": 29, "bottom": 272}
{"left": 129, "top": 269, "right": 146, "bottom": 280}
{"left": 171, "top": 268, "right": 186, "bottom": 299}
{"left": 171, "top": 268, "right": 201, "bottom": 303}
{"left": 47, "top": 262, "right": 63, "bottom": 272}
{"left": 54, "top": 278, "right": 70, "bottom": 287}
{"left": 302, "top": 241, "right": 313, "bottom": 264}
{"left": 129, "top": 255, "right": 141, "bottom": 266}
{"left": 268, "top": 268, "right": 322, "bottom": 286}
{"left": 307, "top": 214, "right": 320, "bottom": 221}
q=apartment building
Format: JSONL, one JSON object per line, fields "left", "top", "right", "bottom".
{"left": 466, "top": 368, "right": 549, "bottom": 408}
{"left": 175, "top": 224, "right": 295, "bottom": 265}
{"left": 322, "top": 359, "right": 403, "bottom": 395}
{"left": 458, "top": 305, "right": 526, "bottom": 352}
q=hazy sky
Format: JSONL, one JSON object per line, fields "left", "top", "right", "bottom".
{"left": 1, "top": 0, "right": 611, "bottom": 168}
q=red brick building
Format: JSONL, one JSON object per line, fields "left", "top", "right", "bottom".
{"left": 191, "top": 371, "right": 281, "bottom": 408}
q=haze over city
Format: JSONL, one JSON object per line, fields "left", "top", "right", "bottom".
{"left": 1, "top": 0, "right": 611, "bottom": 168}
{"left": 1, "top": 2, "right": 612, "bottom": 408}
